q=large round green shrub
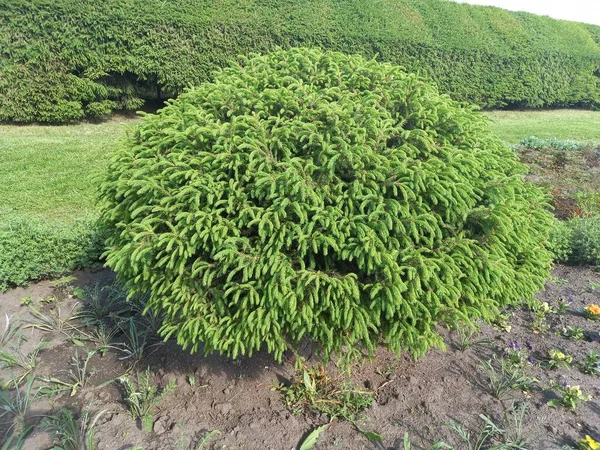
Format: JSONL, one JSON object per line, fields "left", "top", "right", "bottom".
{"left": 100, "top": 48, "right": 554, "bottom": 361}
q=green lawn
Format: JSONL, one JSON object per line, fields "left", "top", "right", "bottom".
{"left": 484, "top": 109, "right": 600, "bottom": 144}
{"left": 0, "top": 117, "right": 139, "bottom": 219}
{"left": 1, "top": 109, "right": 599, "bottom": 220}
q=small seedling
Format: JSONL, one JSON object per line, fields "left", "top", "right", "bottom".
{"left": 555, "top": 296, "right": 574, "bottom": 315}
{"left": 454, "top": 325, "right": 493, "bottom": 351}
{"left": 118, "top": 367, "right": 176, "bottom": 432}
{"left": 490, "top": 312, "right": 512, "bottom": 333}
{"left": 480, "top": 356, "right": 538, "bottom": 400}
{"left": 187, "top": 375, "right": 195, "bottom": 387}
{"left": 561, "top": 326, "right": 585, "bottom": 341}
{"left": 25, "top": 304, "right": 81, "bottom": 336}
{"left": 115, "top": 319, "right": 160, "bottom": 367}
{"left": 0, "top": 376, "right": 36, "bottom": 434}
{"left": 279, "top": 365, "right": 373, "bottom": 422}
{"left": 547, "top": 349, "right": 573, "bottom": 370}
{"left": 0, "top": 341, "right": 45, "bottom": 388}
{"left": 41, "top": 407, "right": 107, "bottom": 450}
{"left": 79, "top": 283, "right": 130, "bottom": 326}
{"left": 196, "top": 429, "right": 221, "bottom": 450}
{"left": 580, "top": 350, "right": 600, "bottom": 376}
{"left": 530, "top": 301, "right": 552, "bottom": 333}
{"left": 504, "top": 342, "right": 532, "bottom": 367}
{"left": 547, "top": 381, "right": 591, "bottom": 409}
{"left": 19, "top": 297, "right": 33, "bottom": 307}
{"left": 41, "top": 350, "right": 96, "bottom": 397}
{"left": 0, "top": 314, "right": 22, "bottom": 347}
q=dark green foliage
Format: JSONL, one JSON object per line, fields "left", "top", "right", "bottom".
{"left": 550, "top": 215, "right": 600, "bottom": 267}
{"left": 2, "top": 0, "right": 600, "bottom": 123}
{"left": 100, "top": 48, "right": 555, "bottom": 361}
{"left": 0, "top": 212, "right": 106, "bottom": 289}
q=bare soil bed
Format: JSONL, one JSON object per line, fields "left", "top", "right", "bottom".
{"left": 0, "top": 264, "right": 598, "bottom": 450}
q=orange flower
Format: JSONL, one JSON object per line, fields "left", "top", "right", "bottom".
{"left": 585, "top": 304, "right": 600, "bottom": 316}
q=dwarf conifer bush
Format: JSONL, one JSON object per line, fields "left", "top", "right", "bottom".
{"left": 100, "top": 48, "right": 555, "bottom": 361}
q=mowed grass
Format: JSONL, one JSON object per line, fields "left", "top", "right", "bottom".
{"left": 1, "top": 109, "right": 599, "bottom": 220}
{"left": 484, "top": 109, "right": 600, "bottom": 144}
{"left": 0, "top": 117, "right": 139, "bottom": 219}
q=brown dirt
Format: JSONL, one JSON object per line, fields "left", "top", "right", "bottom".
{"left": 0, "top": 265, "right": 599, "bottom": 450}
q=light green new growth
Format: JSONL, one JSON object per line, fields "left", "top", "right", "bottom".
{"left": 100, "top": 48, "right": 555, "bottom": 362}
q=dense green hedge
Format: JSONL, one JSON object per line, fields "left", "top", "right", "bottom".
{"left": 0, "top": 211, "right": 106, "bottom": 290}
{"left": 2, "top": 0, "right": 600, "bottom": 123}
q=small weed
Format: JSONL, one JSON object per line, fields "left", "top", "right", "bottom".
{"left": 490, "top": 312, "right": 512, "bottom": 333}
{"left": 0, "top": 314, "right": 22, "bottom": 347}
{"left": 187, "top": 375, "right": 195, "bottom": 387}
{"left": 503, "top": 342, "right": 533, "bottom": 367}
{"left": 530, "top": 301, "right": 552, "bottom": 333}
{"left": 41, "top": 350, "right": 96, "bottom": 397}
{"left": 444, "top": 402, "right": 532, "bottom": 450}
{"left": 400, "top": 433, "right": 451, "bottom": 449}
{"left": 82, "top": 323, "right": 120, "bottom": 357}
{"left": 25, "top": 303, "right": 81, "bottom": 335}
{"left": 547, "top": 381, "right": 591, "bottom": 409}
{"left": 0, "top": 341, "right": 45, "bottom": 388}
{"left": 480, "top": 356, "right": 538, "bottom": 400}
{"left": 555, "top": 296, "right": 574, "bottom": 315}
{"left": 580, "top": 350, "right": 600, "bottom": 376}
{"left": 279, "top": 365, "right": 373, "bottom": 423}
{"left": 41, "top": 407, "right": 107, "bottom": 450}
{"left": 560, "top": 326, "right": 585, "bottom": 341}
{"left": 0, "top": 376, "right": 36, "bottom": 434}
{"left": 196, "top": 429, "right": 221, "bottom": 450}
{"left": 19, "top": 297, "right": 33, "bottom": 307}
{"left": 547, "top": 349, "right": 573, "bottom": 370}
{"left": 79, "top": 283, "right": 130, "bottom": 326}
{"left": 454, "top": 325, "right": 493, "bottom": 352}
{"left": 119, "top": 367, "right": 176, "bottom": 432}
{"left": 115, "top": 319, "right": 160, "bottom": 367}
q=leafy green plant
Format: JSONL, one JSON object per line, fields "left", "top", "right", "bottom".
{"left": 444, "top": 402, "right": 532, "bottom": 450}
{"left": 41, "top": 407, "right": 107, "bottom": 450}
{"left": 0, "top": 212, "right": 105, "bottom": 288}
{"left": 0, "top": 314, "right": 22, "bottom": 348}
{"left": 579, "top": 350, "right": 600, "bottom": 375}
{"left": 115, "top": 319, "right": 160, "bottom": 367}
{"left": 25, "top": 304, "right": 81, "bottom": 336}
{"left": 583, "top": 304, "right": 600, "bottom": 320}
{"left": 78, "top": 283, "right": 130, "bottom": 326}
{"left": 41, "top": 350, "right": 96, "bottom": 397}
{"left": 454, "top": 325, "right": 493, "bottom": 352}
{"left": 279, "top": 365, "right": 374, "bottom": 423}
{"left": 195, "top": 429, "right": 221, "bottom": 450}
{"left": 118, "top": 367, "right": 176, "bottom": 432}
{"left": 480, "top": 357, "right": 538, "bottom": 400}
{"left": 530, "top": 301, "right": 552, "bottom": 333}
{"left": 3, "top": 0, "right": 600, "bottom": 124}
{"left": 555, "top": 296, "right": 574, "bottom": 315}
{"left": 400, "top": 433, "right": 452, "bottom": 450}
{"left": 560, "top": 326, "right": 585, "bottom": 341}
{"left": 547, "top": 381, "right": 592, "bottom": 409}
{"left": 0, "top": 341, "right": 45, "bottom": 388}
{"left": 0, "top": 376, "right": 37, "bottom": 435}
{"left": 100, "top": 47, "right": 555, "bottom": 362}
{"left": 547, "top": 349, "right": 573, "bottom": 370}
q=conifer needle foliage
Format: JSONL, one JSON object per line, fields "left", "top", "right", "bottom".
{"left": 99, "top": 48, "right": 555, "bottom": 362}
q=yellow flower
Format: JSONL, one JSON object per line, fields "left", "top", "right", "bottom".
{"left": 580, "top": 435, "right": 599, "bottom": 450}
{"left": 585, "top": 304, "right": 600, "bottom": 316}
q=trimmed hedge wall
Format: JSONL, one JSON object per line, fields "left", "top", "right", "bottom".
{"left": 2, "top": 0, "right": 600, "bottom": 123}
